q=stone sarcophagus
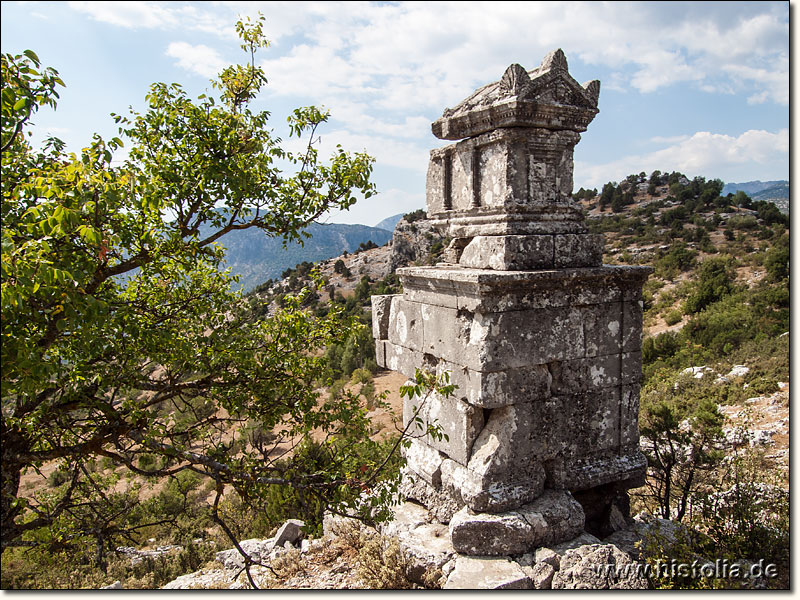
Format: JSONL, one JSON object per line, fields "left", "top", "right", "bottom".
{"left": 372, "top": 50, "right": 651, "bottom": 556}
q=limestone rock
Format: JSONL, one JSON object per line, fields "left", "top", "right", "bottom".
{"left": 535, "top": 546, "right": 561, "bottom": 569}
{"left": 398, "top": 467, "right": 462, "bottom": 524}
{"left": 274, "top": 519, "right": 305, "bottom": 548}
{"left": 527, "top": 562, "right": 557, "bottom": 589}
{"left": 380, "top": 501, "right": 456, "bottom": 585}
{"left": 215, "top": 538, "right": 273, "bottom": 570}
{"left": 163, "top": 569, "right": 232, "bottom": 589}
{"left": 604, "top": 515, "right": 692, "bottom": 560}
{"left": 389, "top": 217, "right": 440, "bottom": 272}
{"left": 449, "top": 490, "right": 584, "bottom": 555}
{"left": 551, "top": 543, "right": 648, "bottom": 589}
{"left": 553, "top": 531, "right": 604, "bottom": 555}
{"left": 444, "top": 556, "right": 533, "bottom": 589}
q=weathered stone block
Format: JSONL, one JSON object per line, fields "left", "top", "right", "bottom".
{"left": 403, "top": 388, "right": 484, "bottom": 465}
{"left": 449, "top": 490, "right": 584, "bottom": 555}
{"left": 371, "top": 294, "right": 395, "bottom": 340}
{"left": 464, "top": 307, "right": 584, "bottom": 370}
{"left": 534, "top": 389, "right": 620, "bottom": 460}
{"left": 449, "top": 507, "right": 541, "bottom": 556}
{"left": 398, "top": 467, "right": 462, "bottom": 523}
{"left": 398, "top": 266, "right": 648, "bottom": 314}
{"left": 403, "top": 438, "right": 445, "bottom": 487}
{"left": 444, "top": 556, "right": 533, "bottom": 589}
{"left": 622, "top": 301, "right": 644, "bottom": 351}
{"left": 459, "top": 235, "right": 555, "bottom": 270}
{"left": 621, "top": 351, "right": 643, "bottom": 385}
{"left": 582, "top": 301, "right": 623, "bottom": 358}
{"left": 383, "top": 341, "right": 422, "bottom": 379}
{"left": 620, "top": 385, "right": 641, "bottom": 447}
{"left": 548, "top": 354, "right": 621, "bottom": 394}
{"left": 441, "top": 458, "right": 546, "bottom": 514}
{"left": 419, "top": 304, "right": 477, "bottom": 366}
{"left": 387, "top": 297, "right": 424, "bottom": 351}
{"left": 554, "top": 233, "right": 604, "bottom": 268}
{"left": 549, "top": 450, "right": 648, "bottom": 491}
{"left": 463, "top": 365, "right": 552, "bottom": 408}
{"left": 468, "top": 404, "right": 536, "bottom": 479}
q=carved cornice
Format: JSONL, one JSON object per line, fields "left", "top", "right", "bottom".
{"left": 432, "top": 49, "right": 600, "bottom": 140}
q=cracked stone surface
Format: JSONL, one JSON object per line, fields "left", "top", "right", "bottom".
{"left": 372, "top": 48, "right": 648, "bottom": 554}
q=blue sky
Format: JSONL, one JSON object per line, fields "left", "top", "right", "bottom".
{"left": 1, "top": 1, "right": 789, "bottom": 227}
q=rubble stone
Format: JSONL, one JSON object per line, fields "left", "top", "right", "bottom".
{"left": 551, "top": 544, "right": 648, "bottom": 589}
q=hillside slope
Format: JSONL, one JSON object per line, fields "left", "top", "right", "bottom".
{"left": 199, "top": 221, "right": 392, "bottom": 291}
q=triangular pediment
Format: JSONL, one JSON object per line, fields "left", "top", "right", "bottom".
{"left": 433, "top": 50, "right": 600, "bottom": 140}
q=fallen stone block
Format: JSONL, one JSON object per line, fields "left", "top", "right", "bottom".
{"left": 274, "top": 519, "right": 305, "bottom": 548}
{"left": 215, "top": 538, "right": 274, "bottom": 570}
{"left": 526, "top": 561, "right": 556, "bottom": 589}
{"left": 379, "top": 501, "right": 456, "bottom": 585}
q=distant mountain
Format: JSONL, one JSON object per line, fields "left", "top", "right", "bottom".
{"left": 201, "top": 221, "right": 392, "bottom": 291}
{"left": 722, "top": 180, "right": 788, "bottom": 214}
{"left": 374, "top": 213, "right": 405, "bottom": 231}
{"left": 722, "top": 180, "right": 787, "bottom": 196}
{"left": 751, "top": 182, "right": 789, "bottom": 214}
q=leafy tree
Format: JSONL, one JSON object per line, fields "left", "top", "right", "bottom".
{"left": 0, "top": 18, "right": 401, "bottom": 569}
{"left": 639, "top": 377, "right": 724, "bottom": 522}
{"left": 764, "top": 233, "right": 789, "bottom": 281}
{"left": 684, "top": 256, "right": 737, "bottom": 314}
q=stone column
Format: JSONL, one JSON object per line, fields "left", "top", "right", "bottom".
{"left": 372, "top": 49, "right": 651, "bottom": 556}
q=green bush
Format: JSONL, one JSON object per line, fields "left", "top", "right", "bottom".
{"left": 684, "top": 256, "right": 737, "bottom": 314}
{"left": 664, "top": 308, "right": 683, "bottom": 326}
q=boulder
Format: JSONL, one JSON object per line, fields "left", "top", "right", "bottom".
{"left": 551, "top": 543, "right": 648, "bottom": 589}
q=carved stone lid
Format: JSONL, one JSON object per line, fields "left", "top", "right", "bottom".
{"left": 432, "top": 49, "right": 600, "bottom": 140}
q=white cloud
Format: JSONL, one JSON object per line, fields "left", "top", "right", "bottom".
{"left": 68, "top": 1, "right": 179, "bottom": 29}
{"left": 576, "top": 128, "right": 788, "bottom": 188}
{"left": 166, "top": 42, "right": 228, "bottom": 78}
{"left": 67, "top": 2, "right": 788, "bottom": 106}
{"left": 309, "top": 129, "right": 428, "bottom": 174}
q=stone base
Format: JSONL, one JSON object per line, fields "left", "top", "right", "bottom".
{"left": 459, "top": 234, "right": 603, "bottom": 270}
{"left": 448, "top": 490, "right": 584, "bottom": 556}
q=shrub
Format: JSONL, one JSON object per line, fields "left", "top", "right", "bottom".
{"left": 684, "top": 256, "right": 737, "bottom": 314}
{"left": 664, "top": 308, "right": 683, "bottom": 326}
{"left": 356, "top": 534, "right": 416, "bottom": 589}
{"left": 350, "top": 367, "right": 373, "bottom": 385}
